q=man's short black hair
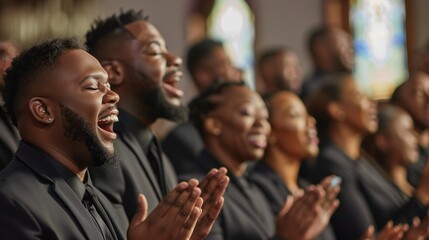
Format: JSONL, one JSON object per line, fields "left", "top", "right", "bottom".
{"left": 3, "top": 37, "right": 85, "bottom": 126}
{"left": 307, "top": 25, "right": 331, "bottom": 57}
{"left": 257, "top": 47, "right": 292, "bottom": 71}
{"left": 186, "top": 38, "right": 223, "bottom": 78}
{"left": 85, "top": 9, "right": 149, "bottom": 54}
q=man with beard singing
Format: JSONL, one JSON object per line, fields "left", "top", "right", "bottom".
{"left": 0, "top": 37, "right": 220, "bottom": 239}
{"left": 85, "top": 9, "right": 228, "bottom": 239}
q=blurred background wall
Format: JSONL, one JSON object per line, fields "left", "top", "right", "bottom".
{"left": 0, "top": 0, "right": 428, "bottom": 102}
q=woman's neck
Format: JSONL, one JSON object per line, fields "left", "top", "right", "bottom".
{"left": 383, "top": 161, "right": 414, "bottom": 196}
{"left": 206, "top": 141, "right": 248, "bottom": 176}
{"left": 329, "top": 124, "right": 362, "bottom": 159}
{"left": 265, "top": 147, "right": 301, "bottom": 193}
{"left": 418, "top": 129, "right": 429, "bottom": 149}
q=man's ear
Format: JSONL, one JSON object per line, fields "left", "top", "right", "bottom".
{"left": 29, "top": 97, "right": 55, "bottom": 124}
{"left": 101, "top": 60, "right": 124, "bottom": 87}
{"left": 204, "top": 116, "right": 222, "bottom": 136}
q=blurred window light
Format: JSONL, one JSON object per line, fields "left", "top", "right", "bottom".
{"left": 350, "top": 0, "right": 408, "bottom": 100}
{"left": 207, "top": 0, "right": 255, "bottom": 88}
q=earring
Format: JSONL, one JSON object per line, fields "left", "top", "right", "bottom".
{"left": 48, "top": 117, "right": 53, "bottom": 122}
{"left": 213, "top": 128, "right": 221, "bottom": 136}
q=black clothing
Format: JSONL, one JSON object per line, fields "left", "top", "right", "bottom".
{"left": 180, "top": 150, "right": 277, "bottom": 240}
{"left": 300, "top": 70, "right": 326, "bottom": 101}
{"left": 0, "top": 141, "right": 125, "bottom": 239}
{"left": 162, "top": 121, "right": 204, "bottom": 176}
{"left": 407, "top": 145, "right": 429, "bottom": 187}
{"left": 83, "top": 184, "right": 115, "bottom": 240}
{"left": 249, "top": 160, "right": 337, "bottom": 240}
{"left": 49, "top": 154, "right": 115, "bottom": 240}
{"left": 0, "top": 106, "right": 19, "bottom": 169}
{"left": 89, "top": 109, "right": 177, "bottom": 223}
{"left": 312, "top": 140, "right": 428, "bottom": 240}
{"left": 147, "top": 137, "right": 168, "bottom": 196}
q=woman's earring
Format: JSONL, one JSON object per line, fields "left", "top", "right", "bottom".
{"left": 213, "top": 128, "right": 221, "bottom": 136}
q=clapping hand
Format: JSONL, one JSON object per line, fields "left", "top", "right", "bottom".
{"left": 128, "top": 179, "right": 203, "bottom": 240}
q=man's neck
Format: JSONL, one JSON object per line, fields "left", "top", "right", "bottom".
{"left": 117, "top": 99, "right": 157, "bottom": 128}
{"left": 24, "top": 136, "right": 88, "bottom": 181}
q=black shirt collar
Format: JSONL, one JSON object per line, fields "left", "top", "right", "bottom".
{"left": 47, "top": 156, "right": 88, "bottom": 201}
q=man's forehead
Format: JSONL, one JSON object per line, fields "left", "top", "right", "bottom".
{"left": 52, "top": 49, "right": 106, "bottom": 78}
{"left": 57, "top": 49, "right": 99, "bottom": 65}
{"left": 124, "top": 20, "right": 164, "bottom": 42}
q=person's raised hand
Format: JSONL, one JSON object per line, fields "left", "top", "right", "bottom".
{"left": 128, "top": 179, "right": 203, "bottom": 240}
{"left": 318, "top": 175, "right": 341, "bottom": 225}
{"left": 191, "top": 167, "right": 229, "bottom": 240}
{"left": 360, "top": 221, "right": 408, "bottom": 240}
{"left": 275, "top": 185, "right": 326, "bottom": 240}
{"left": 403, "top": 214, "right": 429, "bottom": 240}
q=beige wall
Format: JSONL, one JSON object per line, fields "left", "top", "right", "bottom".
{"left": 414, "top": 0, "right": 429, "bottom": 49}
{"left": 254, "top": 1, "right": 322, "bottom": 74}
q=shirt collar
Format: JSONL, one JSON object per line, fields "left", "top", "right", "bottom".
{"left": 48, "top": 157, "right": 87, "bottom": 201}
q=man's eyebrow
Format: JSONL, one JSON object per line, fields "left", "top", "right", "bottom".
{"left": 79, "top": 72, "right": 108, "bottom": 84}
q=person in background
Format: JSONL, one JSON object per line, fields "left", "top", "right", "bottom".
{"left": 162, "top": 38, "right": 242, "bottom": 176}
{"left": 391, "top": 72, "right": 429, "bottom": 188}
{"left": 363, "top": 104, "right": 429, "bottom": 240}
{"left": 185, "top": 38, "right": 242, "bottom": 92}
{"left": 0, "top": 40, "right": 20, "bottom": 169}
{"left": 257, "top": 47, "right": 303, "bottom": 95}
{"left": 0, "top": 37, "right": 206, "bottom": 240}
{"left": 301, "top": 26, "right": 354, "bottom": 101}
{"left": 412, "top": 42, "right": 429, "bottom": 75}
{"left": 308, "top": 73, "right": 429, "bottom": 239}
{"left": 249, "top": 90, "right": 338, "bottom": 240}
{"left": 185, "top": 80, "right": 343, "bottom": 240}
{"left": 86, "top": 10, "right": 228, "bottom": 239}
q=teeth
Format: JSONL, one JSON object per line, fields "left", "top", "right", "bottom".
{"left": 248, "top": 134, "right": 266, "bottom": 142}
{"left": 98, "top": 115, "right": 119, "bottom": 124}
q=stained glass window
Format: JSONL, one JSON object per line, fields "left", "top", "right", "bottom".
{"left": 350, "top": 0, "right": 408, "bottom": 100}
{"left": 207, "top": 0, "right": 255, "bottom": 88}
